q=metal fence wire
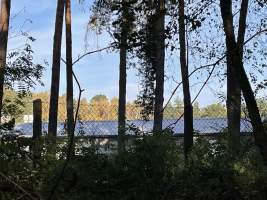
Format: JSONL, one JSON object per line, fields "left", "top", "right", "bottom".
{"left": 12, "top": 101, "right": 253, "bottom": 136}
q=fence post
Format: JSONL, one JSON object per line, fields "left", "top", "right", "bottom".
{"left": 33, "top": 99, "right": 42, "bottom": 139}
{"left": 32, "top": 99, "right": 42, "bottom": 166}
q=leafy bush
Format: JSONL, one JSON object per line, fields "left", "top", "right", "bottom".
{"left": 179, "top": 136, "right": 267, "bottom": 200}
{"left": 2, "top": 132, "right": 267, "bottom": 199}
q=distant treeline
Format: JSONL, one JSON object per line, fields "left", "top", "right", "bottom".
{"left": 4, "top": 90, "right": 266, "bottom": 122}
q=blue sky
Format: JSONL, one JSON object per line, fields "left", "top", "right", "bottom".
{"left": 6, "top": 0, "right": 230, "bottom": 107}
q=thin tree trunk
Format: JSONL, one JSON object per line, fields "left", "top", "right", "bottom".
{"left": 227, "top": 56, "right": 241, "bottom": 146}
{"left": 65, "top": 0, "right": 74, "bottom": 139}
{"left": 237, "top": 58, "right": 267, "bottom": 164}
{"left": 0, "top": 0, "right": 11, "bottom": 121}
{"left": 178, "top": 0, "right": 193, "bottom": 156}
{"left": 118, "top": 2, "right": 128, "bottom": 153}
{"left": 228, "top": 0, "right": 248, "bottom": 146}
{"left": 48, "top": 0, "right": 65, "bottom": 137}
{"left": 153, "top": 0, "right": 165, "bottom": 132}
{"left": 221, "top": 0, "right": 248, "bottom": 147}
{"left": 220, "top": 0, "right": 241, "bottom": 146}
{"left": 220, "top": 0, "right": 267, "bottom": 163}
{"left": 237, "top": 0, "right": 249, "bottom": 54}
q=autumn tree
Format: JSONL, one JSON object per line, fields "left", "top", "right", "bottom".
{"left": 32, "top": 91, "right": 50, "bottom": 121}
{"left": 110, "top": 97, "right": 118, "bottom": 120}
{"left": 79, "top": 98, "right": 90, "bottom": 121}
{"left": 90, "top": 94, "right": 109, "bottom": 120}
{"left": 201, "top": 103, "right": 227, "bottom": 118}
{"left": 258, "top": 99, "right": 267, "bottom": 118}
{"left": 193, "top": 102, "right": 201, "bottom": 117}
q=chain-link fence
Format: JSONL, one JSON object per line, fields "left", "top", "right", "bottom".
{"left": 11, "top": 100, "right": 254, "bottom": 137}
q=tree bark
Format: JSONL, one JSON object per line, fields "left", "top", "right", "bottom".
{"left": 220, "top": 0, "right": 267, "bottom": 163}
{"left": 65, "top": 0, "right": 74, "bottom": 138}
{"left": 220, "top": 0, "right": 241, "bottom": 146}
{"left": 48, "top": 0, "right": 65, "bottom": 137}
{"left": 227, "top": 59, "right": 241, "bottom": 145}
{"left": 118, "top": 1, "right": 128, "bottom": 153}
{"left": 237, "top": 57, "right": 267, "bottom": 164}
{"left": 0, "top": 0, "right": 11, "bottom": 121}
{"left": 178, "top": 0, "right": 193, "bottom": 156}
{"left": 153, "top": 0, "right": 165, "bottom": 132}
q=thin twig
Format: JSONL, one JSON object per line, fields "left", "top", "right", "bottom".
{"left": 162, "top": 55, "right": 225, "bottom": 112}
{"left": 47, "top": 67, "right": 84, "bottom": 200}
{"left": 72, "top": 45, "right": 115, "bottom": 66}
{"left": 166, "top": 64, "right": 216, "bottom": 129}
{"left": 243, "top": 28, "right": 267, "bottom": 46}
{"left": 164, "top": 27, "right": 267, "bottom": 129}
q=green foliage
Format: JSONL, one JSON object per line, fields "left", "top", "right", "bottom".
{"left": 181, "top": 136, "right": 267, "bottom": 200}
{"left": 5, "top": 42, "right": 44, "bottom": 95}
{"left": 2, "top": 89, "right": 31, "bottom": 122}
{"left": 90, "top": 94, "right": 109, "bottom": 103}
{"left": 41, "top": 131, "right": 183, "bottom": 200}
{"left": 2, "top": 131, "right": 267, "bottom": 199}
{"left": 201, "top": 103, "right": 227, "bottom": 117}
{"left": 0, "top": 135, "right": 40, "bottom": 199}
{"left": 38, "top": 134, "right": 267, "bottom": 199}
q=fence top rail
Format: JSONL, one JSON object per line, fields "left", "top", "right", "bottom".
{"left": 1, "top": 132, "right": 253, "bottom": 140}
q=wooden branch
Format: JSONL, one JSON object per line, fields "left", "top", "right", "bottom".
{"left": 243, "top": 28, "right": 267, "bottom": 46}
{"left": 72, "top": 45, "right": 115, "bottom": 66}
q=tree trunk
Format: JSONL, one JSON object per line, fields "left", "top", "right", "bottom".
{"left": 153, "top": 0, "right": 165, "bottom": 132}
{"left": 220, "top": 0, "right": 241, "bottom": 146}
{"left": 48, "top": 0, "right": 65, "bottom": 137}
{"left": 237, "top": 57, "right": 267, "bottom": 164}
{"left": 220, "top": 0, "right": 267, "bottom": 163}
{"left": 118, "top": 2, "right": 128, "bottom": 153}
{"left": 178, "top": 0, "right": 193, "bottom": 156}
{"left": 0, "top": 0, "right": 11, "bottom": 121}
{"left": 227, "top": 53, "right": 241, "bottom": 146}
{"left": 65, "top": 0, "right": 74, "bottom": 138}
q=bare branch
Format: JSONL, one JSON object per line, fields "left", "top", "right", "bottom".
{"left": 72, "top": 45, "right": 115, "bottom": 66}
{"left": 243, "top": 28, "right": 267, "bottom": 46}
{"left": 162, "top": 27, "right": 267, "bottom": 114}
{"left": 48, "top": 65, "right": 84, "bottom": 200}
{"left": 162, "top": 55, "right": 225, "bottom": 112}
{"left": 166, "top": 64, "right": 216, "bottom": 129}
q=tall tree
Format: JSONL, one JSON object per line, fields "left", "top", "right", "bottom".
{"left": 65, "top": 0, "right": 74, "bottom": 137}
{"left": 48, "top": 0, "right": 65, "bottom": 137}
{"left": 0, "top": 0, "right": 11, "bottom": 121}
{"left": 153, "top": 0, "right": 165, "bottom": 132}
{"left": 178, "top": 0, "right": 193, "bottom": 156}
{"left": 222, "top": 0, "right": 241, "bottom": 146}
{"left": 220, "top": 0, "right": 245, "bottom": 147}
{"left": 90, "top": 0, "right": 135, "bottom": 150}
{"left": 118, "top": 1, "right": 128, "bottom": 153}
{"left": 220, "top": 0, "right": 267, "bottom": 161}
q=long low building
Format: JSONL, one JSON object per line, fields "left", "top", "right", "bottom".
{"left": 14, "top": 118, "right": 253, "bottom": 137}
